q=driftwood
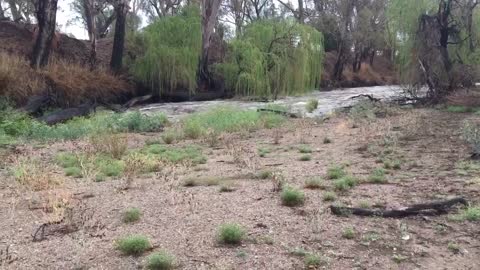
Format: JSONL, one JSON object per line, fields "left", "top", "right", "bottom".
{"left": 122, "top": 94, "right": 153, "bottom": 109}
{"left": 330, "top": 197, "right": 468, "bottom": 218}
{"left": 38, "top": 103, "right": 95, "bottom": 125}
{"left": 22, "top": 94, "right": 52, "bottom": 115}
{"left": 350, "top": 94, "right": 381, "bottom": 102}
{"left": 257, "top": 108, "right": 299, "bottom": 118}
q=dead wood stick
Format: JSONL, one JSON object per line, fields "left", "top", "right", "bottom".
{"left": 257, "top": 108, "right": 299, "bottom": 118}
{"left": 350, "top": 94, "right": 381, "bottom": 102}
{"left": 330, "top": 197, "right": 468, "bottom": 218}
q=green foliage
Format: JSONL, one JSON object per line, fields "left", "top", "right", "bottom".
{"left": 462, "top": 121, "right": 480, "bottom": 156}
{"left": 306, "top": 99, "right": 319, "bottom": 113}
{"left": 181, "top": 106, "right": 285, "bottom": 139}
{"left": 334, "top": 175, "right": 358, "bottom": 191}
{"left": 368, "top": 168, "right": 387, "bottom": 183}
{"left": 342, "top": 227, "right": 355, "bottom": 239}
{"left": 304, "top": 177, "right": 323, "bottom": 189}
{"left": 449, "top": 206, "right": 480, "bottom": 222}
{"left": 327, "top": 165, "right": 346, "bottom": 179}
{"left": 304, "top": 254, "right": 325, "bottom": 267}
{"left": 131, "top": 6, "right": 201, "bottom": 96}
{"left": 322, "top": 191, "right": 337, "bottom": 201}
{"left": 447, "top": 242, "right": 460, "bottom": 254}
{"left": 216, "top": 19, "right": 324, "bottom": 98}
{"left": 116, "top": 235, "right": 151, "bottom": 255}
{"left": 257, "top": 170, "right": 273, "bottom": 179}
{"left": 446, "top": 105, "right": 478, "bottom": 113}
{"left": 146, "top": 144, "right": 206, "bottom": 165}
{"left": 123, "top": 208, "right": 141, "bottom": 223}
{"left": 95, "top": 156, "right": 125, "bottom": 177}
{"left": 299, "top": 154, "right": 312, "bottom": 161}
{"left": 281, "top": 186, "right": 305, "bottom": 206}
{"left": 146, "top": 251, "right": 176, "bottom": 270}
{"left": 56, "top": 153, "right": 78, "bottom": 168}
{"left": 64, "top": 167, "right": 82, "bottom": 178}
{"left": 298, "top": 144, "right": 312, "bottom": 153}
{"left": 217, "top": 223, "right": 246, "bottom": 245}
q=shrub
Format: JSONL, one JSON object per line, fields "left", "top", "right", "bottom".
{"left": 304, "top": 177, "right": 323, "bottom": 189}
{"left": 89, "top": 133, "right": 128, "bottom": 159}
{"left": 116, "top": 235, "right": 151, "bottom": 255}
{"left": 334, "top": 175, "right": 358, "bottom": 191}
{"left": 64, "top": 167, "right": 83, "bottom": 178}
{"left": 146, "top": 251, "right": 176, "bottom": 270}
{"left": 257, "top": 170, "right": 273, "bottom": 179}
{"left": 281, "top": 186, "right": 305, "bottom": 206}
{"left": 327, "top": 165, "right": 346, "bottom": 179}
{"left": 368, "top": 168, "right": 387, "bottom": 183}
{"left": 147, "top": 144, "right": 206, "bottom": 165}
{"left": 298, "top": 145, "right": 312, "bottom": 153}
{"left": 217, "top": 223, "right": 246, "bottom": 245}
{"left": 447, "top": 242, "right": 460, "bottom": 254}
{"left": 96, "top": 157, "right": 125, "bottom": 177}
{"left": 322, "top": 191, "right": 337, "bottom": 201}
{"left": 12, "top": 158, "right": 63, "bottom": 191}
{"left": 306, "top": 99, "right": 319, "bottom": 113}
{"left": 304, "top": 254, "right": 325, "bottom": 267}
{"left": 56, "top": 153, "right": 79, "bottom": 168}
{"left": 161, "top": 130, "right": 178, "bottom": 144}
{"left": 123, "top": 208, "right": 141, "bottom": 223}
{"left": 342, "top": 227, "right": 355, "bottom": 239}
{"left": 299, "top": 154, "right": 312, "bottom": 161}
{"left": 462, "top": 121, "right": 480, "bottom": 156}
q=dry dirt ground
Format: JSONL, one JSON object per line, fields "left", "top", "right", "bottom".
{"left": 0, "top": 108, "right": 479, "bottom": 270}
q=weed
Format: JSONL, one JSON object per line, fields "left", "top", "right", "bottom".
{"left": 281, "top": 186, "right": 305, "bottom": 206}
{"left": 334, "top": 175, "right": 358, "bottom": 191}
{"left": 446, "top": 105, "right": 479, "bottom": 113}
{"left": 147, "top": 144, "right": 206, "bottom": 165}
{"left": 257, "top": 170, "right": 273, "bottom": 179}
{"left": 322, "top": 191, "right": 337, "bottom": 201}
{"left": 290, "top": 248, "right": 308, "bottom": 257}
{"left": 123, "top": 208, "right": 141, "bottom": 223}
{"left": 306, "top": 99, "right": 319, "bottom": 113}
{"left": 217, "top": 223, "right": 246, "bottom": 245}
{"left": 368, "top": 168, "right": 387, "bottom": 184}
{"left": 12, "top": 158, "right": 63, "bottom": 191}
{"left": 258, "top": 147, "right": 271, "bottom": 158}
{"left": 271, "top": 172, "right": 286, "bottom": 192}
{"left": 358, "top": 201, "right": 371, "bottom": 208}
{"left": 146, "top": 251, "right": 175, "bottom": 270}
{"left": 449, "top": 206, "right": 480, "bottom": 222}
{"left": 304, "top": 254, "right": 325, "bottom": 267}
{"left": 298, "top": 145, "right": 312, "bottom": 154}
{"left": 304, "top": 177, "right": 324, "bottom": 189}
{"left": 161, "top": 130, "right": 178, "bottom": 145}
{"left": 327, "top": 165, "right": 346, "bottom": 179}
{"left": 64, "top": 167, "right": 83, "bottom": 178}
{"left": 447, "top": 242, "right": 460, "bottom": 254}
{"left": 96, "top": 157, "right": 124, "bottom": 177}
{"left": 462, "top": 121, "right": 480, "bottom": 156}
{"left": 55, "top": 153, "right": 79, "bottom": 168}
{"left": 299, "top": 154, "right": 312, "bottom": 161}
{"left": 342, "top": 227, "right": 355, "bottom": 239}
{"left": 89, "top": 133, "right": 128, "bottom": 159}
{"left": 116, "top": 235, "right": 151, "bottom": 256}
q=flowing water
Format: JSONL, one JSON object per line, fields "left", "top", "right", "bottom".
{"left": 139, "top": 85, "right": 404, "bottom": 119}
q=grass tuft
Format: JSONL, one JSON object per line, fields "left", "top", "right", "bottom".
{"left": 116, "top": 235, "right": 151, "bottom": 256}
{"left": 281, "top": 186, "right": 305, "bottom": 206}
{"left": 146, "top": 251, "right": 175, "bottom": 270}
{"left": 327, "top": 165, "right": 346, "bottom": 179}
{"left": 304, "top": 177, "right": 324, "bottom": 189}
{"left": 342, "top": 227, "right": 355, "bottom": 239}
{"left": 64, "top": 167, "right": 83, "bottom": 178}
{"left": 305, "top": 99, "right": 319, "bottom": 113}
{"left": 217, "top": 223, "right": 246, "bottom": 245}
{"left": 368, "top": 168, "right": 387, "bottom": 184}
{"left": 299, "top": 155, "right": 312, "bottom": 161}
{"left": 334, "top": 175, "right": 358, "bottom": 191}
{"left": 123, "top": 208, "right": 141, "bottom": 223}
{"left": 322, "top": 191, "right": 337, "bottom": 201}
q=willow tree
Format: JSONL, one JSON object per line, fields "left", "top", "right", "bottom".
{"left": 131, "top": 6, "right": 202, "bottom": 97}
{"left": 216, "top": 19, "right": 324, "bottom": 98}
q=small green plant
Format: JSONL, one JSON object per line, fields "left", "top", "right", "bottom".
{"left": 327, "top": 165, "right": 346, "bottom": 179}
{"left": 334, "top": 175, "right": 357, "bottom": 191}
{"left": 161, "top": 131, "right": 177, "bottom": 144}
{"left": 258, "top": 147, "right": 271, "bottom": 157}
{"left": 123, "top": 207, "right": 141, "bottom": 223}
{"left": 281, "top": 186, "right": 305, "bottom": 206}
{"left": 449, "top": 206, "right": 480, "bottom": 222}
{"left": 358, "top": 200, "right": 371, "bottom": 208}
{"left": 304, "top": 177, "right": 323, "bottom": 189}
{"left": 217, "top": 223, "right": 246, "bottom": 245}
{"left": 55, "top": 152, "right": 79, "bottom": 168}
{"left": 447, "top": 242, "right": 460, "bottom": 254}
{"left": 257, "top": 170, "right": 273, "bottom": 179}
{"left": 298, "top": 145, "right": 312, "bottom": 154}
{"left": 304, "top": 254, "right": 324, "bottom": 267}
{"left": 116, "top": 235, "right": 151, "bottom": 255}
{"left": 323, "top": 137, "right": 332, "bottom": 144}
{"left": 392, "top": 254, "right": 408, "bottom": 264}
{"left": 368, "top": 168, "right": 387, "bottom": 184}
{"left": 446, "top": 105, "right": 479, "bottom": 113}
{"left": 146, "top": 251, "right": 175, "bottom": 270}
{"left": 305, "top": 99, "right": 319, "bottom": 113}
{"left": 342, "top": 227, "right": 355, "bottom": 239}
{"left": 64, "top": 167, "right": 82, "bottom": 178}
{"left": 322, "top": 191, "right": 337, "bottom": 201}
{"left": 290, "top": 247, "right": 308, "bottom": 257}
{"left": 236, "top": 250, "right": 247, "bottom": 258}
{"left": 299, "top": 155, "right": 312, "bottom": 161}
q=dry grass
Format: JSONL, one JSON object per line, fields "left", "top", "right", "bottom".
{"left": 0, "top": 53, "right": 132, "bottom": 106}
{"left": 89, "top": 133, "right": 128, "bottom": 159}
{"left": 12, "top": 157, "right": 64, "bottom": 191}
{"left": 446, "top": 89, "right": 480, "bottom": 107}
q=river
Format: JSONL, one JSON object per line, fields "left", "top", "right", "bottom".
{"left": 139, "top": 85, "right": 405, "bottom": 119}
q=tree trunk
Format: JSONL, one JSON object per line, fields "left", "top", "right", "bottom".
{"left": 110, "top": 0, "right": 128, "bottom": 74}
{"left": 297, "top": 0, "right": 304, "bottom": 24}
{"left": 7, "top": 0, "right": 22, "bottom": 21}
{"left": 83, "top": 0, "right": 97, "bottom": 69}
{"left": 31, "top": 0, "right": 58, "bottom": 69}
{"left": 0, "top": 1, "right": 6, "bottom": 20}
{"left": 198, "top": 0, "right": 221, "bottom": 89}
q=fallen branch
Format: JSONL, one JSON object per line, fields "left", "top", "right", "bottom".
{"left": 38, "top": 102, "right": 95, "bottom": 125}
{"left": 257, "top": 108, "right": 299, "bottom": 118}
{"left": 330, "top": 197, "right": 468, "bottom": 218}
{"left": 350, "top": 94, "right": 381, "bottom": 102}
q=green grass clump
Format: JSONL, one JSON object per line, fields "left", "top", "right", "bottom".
{"left": 290, "top": 247, "right": 308, "bottom": 257}
{"left": 257, "top": 170, "right": 273, "bottom": 179}
{"left": 298, "top": 145, "right": 312, "bottom": 153}
{"left": 55, "top": 153, "right": 79, "bottom": 168}
{"left": 447, "top": 242, "right": 460, "bottom": 254}
{"left": 446, "top": 105, "right": 480, "bottom": 113}
{"left": 342, "top": 227, "right": 355, "bottom": 239}
{"left": 304, "top": 177, "right": 323, "bottom": 189}
{"left": 64, "top": 167, "right": 82, "bottom": 178}
{"left": 305, "top": 99, "right": 319, "bottom": 113}
{"left": 96, "top": 157, "right": 125, "bottom": 177}
{"left": 146, "top": 251, "right": 175, "bottom": 270}
{"left": 368, "top": 168, "right": 387, "bottom": 183}
{"left": 281, "top": 186, "right": 305, "bottom": 206}
{"left": 182, "top": 106, "right": 285, "bottom": 139}
{"left": 299, "top": 154, "right": 312, "bottom": 161}
{"left": 322, "top": 191, "right": 337, "bottom": 201}
{"left": 326, "top": 165, "right": 346, "bottom": 179}
{"left": 334, "top": 175, "right": 358, "bottom": 191}
{"left": 116, "top": 235, "right": 151, "bottom": 255}
{"left": 304, "top": 254, "right": 325, "bottom": 267}
{"left": 123, "top": 208, "right": 141, "bottom": 223}
{"left": 449, "top": 206, "right": 480, "bottom": 222}
{"left": 217, "top": 223, "right": 246, "bottom": 245}
{"left": 258, "top": 147, "right": 271, "bottom": 157}
{"left": 161, "top": 130, "right": 178, "bottom": 144}
{"left": 146, "top": 144, "right": 206, "bottom": 165}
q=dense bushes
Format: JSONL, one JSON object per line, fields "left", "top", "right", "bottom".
{"left": 0, "top": 52, "right": 131, "bottom": 106}
{"left": 215, "top": 19, "right": 324, "bottom": 98}
{"left": 131, "top": 6, "right": 201, "bottom": 96}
